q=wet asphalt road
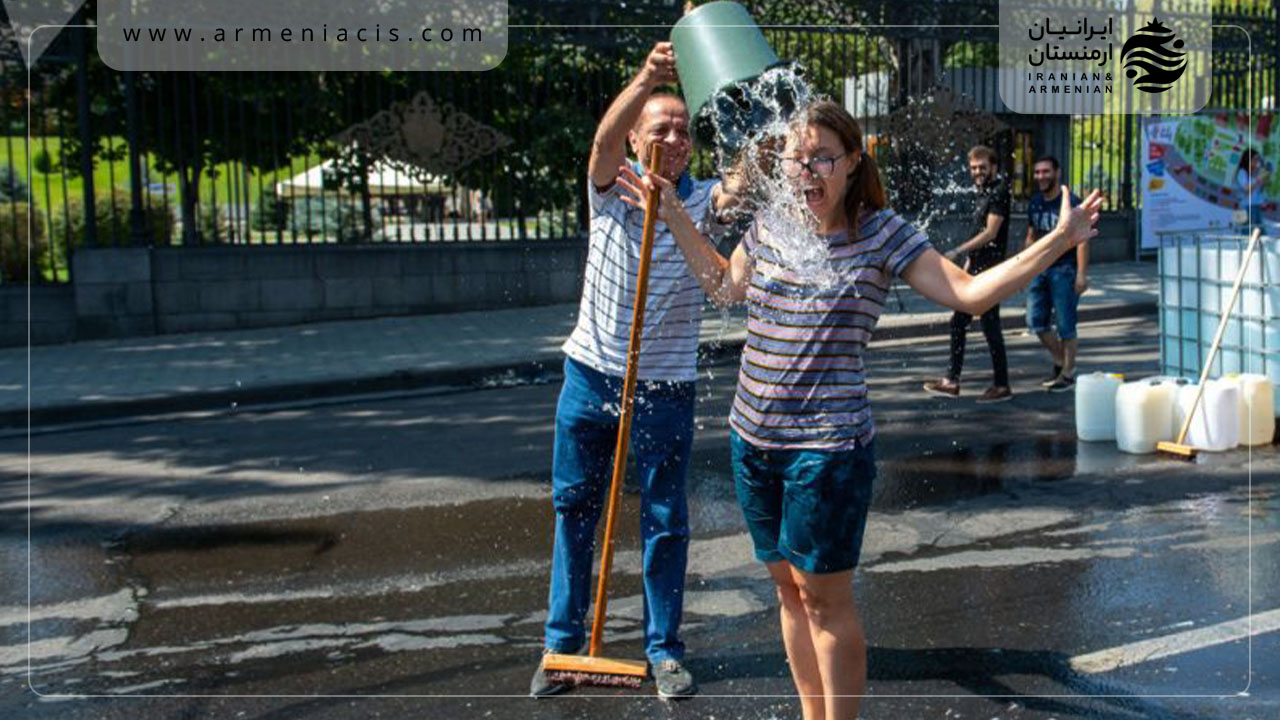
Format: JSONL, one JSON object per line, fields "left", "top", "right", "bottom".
{"left": 1, "top": 316, "right": 1277, "bottom": 719}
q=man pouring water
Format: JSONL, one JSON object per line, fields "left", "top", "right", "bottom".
{"left": 530, "top": 41, "right": 739, "bottom": 699}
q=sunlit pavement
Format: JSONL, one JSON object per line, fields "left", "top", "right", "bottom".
{"left": 0, "top": 261, "right": 1155, "bottom": 428}
{"left": 1, "top": 315, "right": 1276, "bottom": 719}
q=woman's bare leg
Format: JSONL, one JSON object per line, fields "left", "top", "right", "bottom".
{"left": 767, "top": 561, "right": 826, "bottom": 720}
{"left": 793, "top": 567, "right": 866, "bottom": 720}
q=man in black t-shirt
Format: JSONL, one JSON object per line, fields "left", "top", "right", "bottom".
{"left": 924, "top": 145, "right": 1012, "bottom": 403}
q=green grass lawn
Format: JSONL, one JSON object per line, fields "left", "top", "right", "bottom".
{"left": 0, "top": 136, "right": 332, "bottom": 282}
{"left": 0, "top": 135, "right": 326, "bottom": 219}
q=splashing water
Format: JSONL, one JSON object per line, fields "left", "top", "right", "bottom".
{"left": 703, "top": 65, "right": 848, "bottom": 293}
{"left": 699, "top": 69, "right": 1016, "bottom": 297}
{"left": 870, "top": 90, "right": 1010, "bottom": 250}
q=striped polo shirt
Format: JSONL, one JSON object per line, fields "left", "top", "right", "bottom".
{"left": 563, "top": 171, "right": 719, "bottom": 383}
{"left": 729, "top": 209, "right": 932, "bottom": 450}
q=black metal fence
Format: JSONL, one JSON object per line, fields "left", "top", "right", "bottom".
{"left": 1, "top": 0, "right": 1275, "bottom": 286}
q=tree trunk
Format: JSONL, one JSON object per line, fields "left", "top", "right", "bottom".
{"left": 359, "top": 164, "right": 374, "bottom": 243}
{"left": 178, "top": 158, "right": 198, "bottom": 245}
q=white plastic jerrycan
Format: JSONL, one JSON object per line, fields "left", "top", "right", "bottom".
{"left": 1144, "top": 376, "right": 1192, "bottom": 437}
{"left": 1173, "top": 379, "right": 1240, "bottom": 452}
{"left": 1226, "top": 373, "right": 1275, "bottom": 446}
{"left": 1115, "top": 379, "right": 1177, "bottom": 454}
{"left": 1076, "top": 372, "right": 1124, "bottom": 441}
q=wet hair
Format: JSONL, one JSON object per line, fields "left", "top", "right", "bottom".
{"left": 968, "top": 145, "right": 998, "bottom": 165}
{"left": 798, "top": 100, "right": 887, "bottom": 229}
{"left": 1033, "top": 155, "right": 1060, "bottom": 171}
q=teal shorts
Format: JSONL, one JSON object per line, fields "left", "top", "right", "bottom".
{"left": 729, "top": 430, "right": 877, "bottom": 574}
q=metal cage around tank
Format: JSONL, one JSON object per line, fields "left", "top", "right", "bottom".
{"left": 1157, "top": 229, "right": 1280, "bottom": 414}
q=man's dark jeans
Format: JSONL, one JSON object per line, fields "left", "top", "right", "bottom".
{"left": 948, "top": 304, "right": 1009, "bottom": 387}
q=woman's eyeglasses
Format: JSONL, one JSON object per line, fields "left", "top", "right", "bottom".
{"left": 776, "top": 152, "right": 849, "bottom": 179}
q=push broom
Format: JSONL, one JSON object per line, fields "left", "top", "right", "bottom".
{"left": 541, "top": 143, "right": 665, "bottom": 689}
{"left": 1158, "top": 227, "right": 1263, "bottom": 460}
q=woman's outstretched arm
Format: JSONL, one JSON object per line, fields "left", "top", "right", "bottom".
{"left": 902, "top": 186, "right": 1103, "bottom": 315}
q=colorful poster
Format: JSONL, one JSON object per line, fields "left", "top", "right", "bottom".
{"left": 1140, "top": 111, "right": 1278, "bottom": 250}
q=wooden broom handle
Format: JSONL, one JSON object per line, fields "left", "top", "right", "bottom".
{"left": 1174, "top": 227, "right": 1262, "bottom": 444}
{"left": 588, "top": 143, "right": 664, "bottom": 658}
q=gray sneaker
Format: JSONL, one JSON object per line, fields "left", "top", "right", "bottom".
{"left": 1047, "top": 375, "right": 1076, "bottom": 393}
{"left": 652, "top": 658, "right": 697, "bottom": 699}
{"left": 530, "top": 649, "right": 572, "bottom": 698}
{"left": 1040, "top": 364, "right": 1064, "bottom": 388}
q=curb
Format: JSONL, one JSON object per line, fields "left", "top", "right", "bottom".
{"left": 3, "top": 301, "right": 1156, "bottom": 430}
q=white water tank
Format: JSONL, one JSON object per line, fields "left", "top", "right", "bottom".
{"left": 1159, "top": 234, "right": 1280, "bottom": 417}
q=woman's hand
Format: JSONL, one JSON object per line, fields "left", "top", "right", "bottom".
{"left": 617, "top": 164, "right": 685, "bottom": 224}
{"left": 714, "top": 165, "right": 747, "bottom": 214}
{"left": 1054, "top": 186, "right": 1105, "bottom": 248}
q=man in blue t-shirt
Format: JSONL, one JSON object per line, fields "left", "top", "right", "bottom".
{"left": 1025, "top": 155, "right": 1087, "bottom": 392}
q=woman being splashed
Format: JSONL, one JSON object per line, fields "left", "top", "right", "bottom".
{"left": 617, "top": 100, "right": 1103, "bottom": 720}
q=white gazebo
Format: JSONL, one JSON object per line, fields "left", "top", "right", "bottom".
{"left": 275, "top": 158, "right": 450, "bottom": 197}
{"left": 275, "top": 157, "right": 494, "bottom": 225}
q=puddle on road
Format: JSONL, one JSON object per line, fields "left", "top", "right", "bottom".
{"left": 3, "top": 476, "right": 752, "bottom": 686}
{"left": 877, "top": 434, "right": 1080, "bottom": 508}
{"left": 874, "top": 433, "right": 1274, "bottom": 510}
{"left": 117, "top": 469, "right": 745, "bottom": 597}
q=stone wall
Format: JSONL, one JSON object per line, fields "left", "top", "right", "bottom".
{"left": 66, "top": 241, "right": 587, "bottom": 339}
{"left": 0, "top": 285, "right": 76, "bottom": 346}
{"left": 6, "top": 212, "right": 1140, "bottom": 346}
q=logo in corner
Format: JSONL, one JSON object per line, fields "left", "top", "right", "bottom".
{"left": 1120, "top": 18, "right": 1187, "bottom": 94}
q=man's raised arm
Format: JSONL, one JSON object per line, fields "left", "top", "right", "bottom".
{"left": 587, "top": 42, "right": 677, "bottom": 191}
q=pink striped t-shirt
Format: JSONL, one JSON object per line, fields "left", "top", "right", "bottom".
{"left": 729, "top": 209, "right": 932, "bottom": 450}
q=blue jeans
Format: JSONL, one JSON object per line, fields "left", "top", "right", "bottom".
{"left": 544, "top": 357, "right": 695, "bottom": 663}
{"left": 1026, "top": 263, "right": 1079, "bottom": 340}
{"left": 1249, "top": 203, "right": 1264, "bottom": 230}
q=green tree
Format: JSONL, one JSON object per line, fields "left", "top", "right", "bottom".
{"left": 0, "top": 167, "right": 28, "bottom": 203}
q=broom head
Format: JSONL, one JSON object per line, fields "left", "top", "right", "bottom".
{"left": 542, "top": 652, "right": 648, "bottom": 689}
{"left": 1156, "top": 441, "right": 1198, "bottom": 461}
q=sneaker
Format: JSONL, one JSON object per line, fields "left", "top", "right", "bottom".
{"left": 652, "top": 658, "right": 697, "bottom": 699}
{"left": 530, "top": 648, "right": 573, "bottom": 698}
{"left": 976, "top": 385, "right": 1013, "bottom": 404}
{"left": 1047, "top": 375, "right": 1076, "bottom": 393}
{"left": 1040, "top": 364, "right": 1064, "bottom": 388}
{"left": 923, "top": 378, "right": 960, "bottom": 397}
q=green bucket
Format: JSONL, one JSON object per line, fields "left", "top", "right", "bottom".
{"left": 671, "top": 2, "right": 798, "bottom": 154}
